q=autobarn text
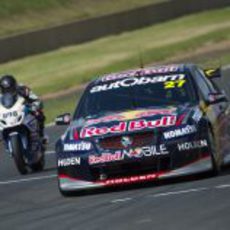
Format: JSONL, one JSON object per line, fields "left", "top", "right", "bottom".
{"left": 91, "top": 74, "right": 185, "bottom": 93}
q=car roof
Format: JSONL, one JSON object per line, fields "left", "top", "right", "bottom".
{"left": 89, "top": 64, "right": 194, "bottom": 86}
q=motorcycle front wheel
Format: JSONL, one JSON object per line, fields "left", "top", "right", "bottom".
{"left": 10, "top": 135, "right": 28, "bottom": 175}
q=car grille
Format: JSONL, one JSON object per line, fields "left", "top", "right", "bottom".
{"left": 99, "top": 131, "right": 155, "bottom": 150}
{"left": 90, "top": 151, "right": 208, "bottom": 181}
{"left": 90, "top": 155, "right": 171, "bottom": 179}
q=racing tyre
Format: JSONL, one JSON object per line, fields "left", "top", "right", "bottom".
{"left": 59, "top": 188, "right": 72, "bottom": 197}
{"left": 11, "top": 135, "right": 28, "bottom": 175}
{"left": 59, "top": 188, "right": 86, "bottom": 197}
{"left": 31, "top": 153, "right": 45, "bottom": 172}
{"left": 207, "top": 128, "right": 221, "bottom": 176}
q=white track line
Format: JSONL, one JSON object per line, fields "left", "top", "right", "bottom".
{"left": 151, "top": 187, "right": 208, "bottom": 198}
{"left": 215, "top": 184, "right": 230, "bottom": 189}
{"left": 150, "top": 184, "right": 230, "bottom": 198}
{"left": 45, "top": 150, "right": 55, "bottom": 155}
{"left": 136, "top": 218, "right": 152, "bottom": 224}
{"left": 0, "top": 174, "right": 56, "bottom": 185}
{"left": 110, "top": 184, "right": 230, "bottom": 204}
{"left": 0, "top": 151, "right": 56, "bottom": 186}
{"left": 111, "top": 197, "right": 133, "bottom": 203}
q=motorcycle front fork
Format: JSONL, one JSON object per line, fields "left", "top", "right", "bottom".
{"left": 5, "top": 135, "right": 29, "bottom": 158}
{"left": 5, "top": 140, "right": 13, "bottom": 157}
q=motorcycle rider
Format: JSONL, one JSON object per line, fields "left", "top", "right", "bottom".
{"left": 0, "top": 74, "right": 46, "bottom": 139}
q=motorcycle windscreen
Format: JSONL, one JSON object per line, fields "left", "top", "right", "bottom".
{"left": 1, "top": 93, "right": 17, "bottom": 108}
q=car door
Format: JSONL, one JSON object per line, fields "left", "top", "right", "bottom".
{"left": 192, "top": 66, "right": 230, "bottom": 159}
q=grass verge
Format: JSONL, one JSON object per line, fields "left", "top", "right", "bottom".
{"left": 0, "top": 7, "right": 229, "bottom": 96}
{"left": 0, "top": 0, "right": 166, "bottom": 37}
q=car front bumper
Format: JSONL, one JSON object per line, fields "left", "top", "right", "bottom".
{"left": 58, "top": 154, "right": 212, "bottom": 192}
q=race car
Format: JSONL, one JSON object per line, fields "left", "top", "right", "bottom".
{"left": 55, "top": 64, "right": 230, "bottom": 196}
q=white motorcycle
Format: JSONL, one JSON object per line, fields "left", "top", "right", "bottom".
{"left": 0, "top": 93, "right": 45, "bottom": 174}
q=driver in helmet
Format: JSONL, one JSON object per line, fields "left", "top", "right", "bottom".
{"left": 0, "top": 74, "right": 46, "bottom": 139}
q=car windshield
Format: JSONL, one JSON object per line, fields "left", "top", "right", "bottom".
{"left": 74, "top": 72, "right": 197, "bottom": 119}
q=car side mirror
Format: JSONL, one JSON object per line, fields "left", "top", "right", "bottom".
{"left": 203, "top": 68, "right": 221, "bottom": 79}
{"left": 206, "top": 93, "right": 228, "bottom": 105}
{"left": 55, "top": 113, "right": 71, "bottom": 125}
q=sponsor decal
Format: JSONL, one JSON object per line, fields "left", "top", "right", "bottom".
{"left": 177, "top": 139, "right": 208, "bottom": 151}
{"left": 58, "top": 157, "right": 81, "bottom": 167}
{"left": 175, "top": 114, "right": 186, "bottom": 126}
{"left": 164, "top": 79, "right": 186, "bottom": 89}
{"left": 122, "top": 144, "right": 169, "bottom": 158}
{"left": 137, "top": 108, "right": 176, "bottom": 118}
{"left": 2, "top": 111, "right": 18, "bottom": 119}
{"left": 129, "top": 116, "right": 176, "bottom": 131}
{"left": 88, "top": 144, "right": 169, "bottom": 165}
{"left": 64, "top": 142, "right": 92, "bottom": 151}
{"left": 103, "top": 173, "right": 158, "bottom": 185}
{"left": 86, "top": 114, "right": 124, "bottom": 126}
{"left": 89, "top": 152, "right": 123, "bottom": 165}
{"left": 121, "top": 136, "right": 133, "bottom": 148}
{"left": 163, "top": 125, "right": 197, "bottom": 139}
{"left": 91, "top": 74, "right": 185, "bottom": 93}
{"left": 192, "top": 108, "right": 202, "bottom": 122}
{"left": 101, "top": 66, "right": 180, "bottom": 82}
{"left": 81, "top": 116, "right": 176, "bottom": 138}
{"left": 81, "top": 121, "right": 127, "bottom": 139}
{"left": 86, "top": 108, "right": 176, "bottom": 125}
{"left": 73, "top": 130, "right": 79, "bottom": 140}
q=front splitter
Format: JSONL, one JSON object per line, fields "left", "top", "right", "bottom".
{"left": 59, "top": 155, "right": 212, "bottom": 192}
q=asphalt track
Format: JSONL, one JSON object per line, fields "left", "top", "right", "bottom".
{"left": 0, "top": 67, "right": 230, "bottom": 230}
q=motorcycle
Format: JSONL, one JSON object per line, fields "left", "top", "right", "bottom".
{"left": 0, "top": 93, "right": 45, "bottom": 174}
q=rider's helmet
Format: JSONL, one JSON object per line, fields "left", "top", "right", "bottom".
{"left": 0, "top": 75, "right": 18, "bottom": 95}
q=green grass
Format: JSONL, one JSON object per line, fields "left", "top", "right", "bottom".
{"left": 199, "top": 52, "right": 230, "bottom": 67}
{"left": 0, "top": 0, "right": 166, "bottom": 37}
{"left": 218, "top": 54, "right": 230, "bottom": 66}
{"left": 45, "top": 91, "right": 83, "bottom": 123}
